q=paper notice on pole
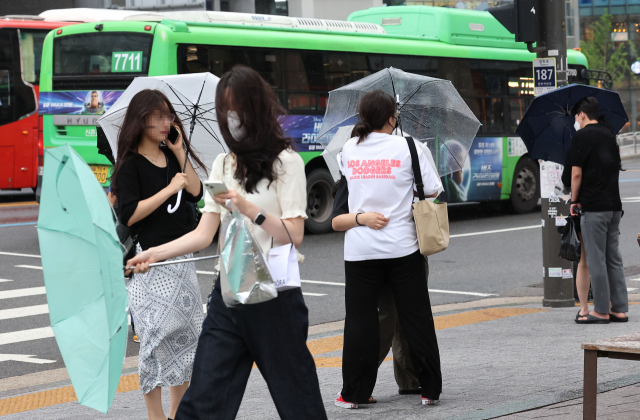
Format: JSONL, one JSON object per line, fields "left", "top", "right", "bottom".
{"left": 549, "top": 267, "right": 563, "bottom": 278}
{"left": 562, "top": 269, "right": 573, "bottom": 279}
{"left": 555, "top": 216, "right": 567, "bottom": 226}
{"left": 540, "top": 161, "right": 565, "bottom": 199}
{"left": 541, "top": 218, "right": 546, "bottom": 227}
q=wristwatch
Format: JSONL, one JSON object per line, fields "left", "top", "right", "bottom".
{"left": 253, "top": 209, "right": 266, "bottom": 226}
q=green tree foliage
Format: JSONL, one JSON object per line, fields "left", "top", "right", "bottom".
{"left": 581, "top": 14, "right": 634, "bottom": 86}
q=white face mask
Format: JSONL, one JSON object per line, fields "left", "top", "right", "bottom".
{"left": 227, "top": 110, "right": 247, "bottom": 141}
{"left": 574, "top": 114, "right": 582, "bottom": 131}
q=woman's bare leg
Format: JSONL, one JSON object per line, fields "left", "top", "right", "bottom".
{"left": 576, "top": 233, "right": 591, "bottom": 320}
{"left": 169, "top": 382, "right": 189, "bottom": 419}
{"left": 143, "top": 387, "right": 166, "bottom": 420}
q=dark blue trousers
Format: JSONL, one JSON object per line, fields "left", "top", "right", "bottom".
{"left": 175, "top": 281, "right": 327, "bottom": 420}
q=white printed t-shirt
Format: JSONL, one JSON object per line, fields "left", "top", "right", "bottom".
{"left": 340, "top": 132, "right": 443, "bottom": 261}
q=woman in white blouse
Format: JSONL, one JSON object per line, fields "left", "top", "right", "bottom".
{"left": 127, "top": 66, "right": 327, "bottom": 420}
{"left": 332, "top": 90, "right": 443, "bottom": 409}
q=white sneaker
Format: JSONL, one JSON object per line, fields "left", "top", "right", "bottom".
{"left": 335, "top": 393, "right": 358, "bottom": 409}
{"left": 421, "top": 397, "right": 439, "bottom": 405}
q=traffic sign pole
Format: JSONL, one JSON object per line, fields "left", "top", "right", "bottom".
{"left": 536, "top": 0, "right": 574, "bottom": 308}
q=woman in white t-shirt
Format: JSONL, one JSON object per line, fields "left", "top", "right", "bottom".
{"left": 332, "top": 90, "right": 443, "bottom": 409}
{"left": 127, "top": 66, "right": 327, "bottom": 420}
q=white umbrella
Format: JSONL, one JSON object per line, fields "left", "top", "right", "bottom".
{"left": 98, "top": 72, "right": 224, "bottom": 212}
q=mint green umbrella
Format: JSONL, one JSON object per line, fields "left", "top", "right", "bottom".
{"left": 37, "top": 144, "right": 128, "bottom": 413}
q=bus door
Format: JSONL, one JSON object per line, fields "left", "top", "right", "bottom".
{"left": 0, "top": 27, "right": 39, "bottom": 190}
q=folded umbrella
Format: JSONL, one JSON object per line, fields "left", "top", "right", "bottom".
{"left": 516, "top": 83, "right": 629, "bottom": 165}
{"left": 37, "top": 144, "right": 128, "bottom": 413}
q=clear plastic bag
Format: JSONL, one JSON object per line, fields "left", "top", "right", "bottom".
{"left": 218, "top": 201, "right": 277, "bottom": 307}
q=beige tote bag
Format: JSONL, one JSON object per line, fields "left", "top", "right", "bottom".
{"left": 405, "top": 137, "right": 450, "bottom": 256}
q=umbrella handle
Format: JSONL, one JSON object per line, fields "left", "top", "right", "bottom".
{"left": 167, "top": 189, "right": 182, "bottom": 214}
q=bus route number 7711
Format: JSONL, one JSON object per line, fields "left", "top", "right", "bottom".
{"left": 111, "top": 51, "right": 143, "bottom": 73}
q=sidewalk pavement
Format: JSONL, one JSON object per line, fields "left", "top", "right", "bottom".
{"left": 2, "top": 296, "right": 640, "bottom": 420}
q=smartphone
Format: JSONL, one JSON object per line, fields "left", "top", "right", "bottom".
{"left": 204, "top": 181, "right": 229, "bottom": 197}
{"left": 167, "top": 125, "right": 180, "bottom": 144}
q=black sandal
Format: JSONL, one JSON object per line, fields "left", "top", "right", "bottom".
{"left": 361, "top": 396, "right": 377, "bottom": 404}
{"left": 575, "top": 314, "right": 610, "bottom": 324}
{"left": 609, "top": 314, "right": 629, "bottom": 323}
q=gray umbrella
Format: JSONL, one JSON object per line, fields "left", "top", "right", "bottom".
{"left": 317, "top": 67, "right": 481, "bottom": 179}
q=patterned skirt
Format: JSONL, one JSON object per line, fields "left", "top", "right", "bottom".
{"left": 127, "top": 244, "right": 204, "bottom": 394}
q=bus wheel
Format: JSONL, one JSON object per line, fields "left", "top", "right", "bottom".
{"left": 510, "top": 158, "right": 539, "bottom": 214}
{"left": 305, "top": 168, "right": 334, "bottom": 234}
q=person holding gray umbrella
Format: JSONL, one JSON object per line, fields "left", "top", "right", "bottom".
{"left": 332, "top": 90, "right": 443, "bottom": 408}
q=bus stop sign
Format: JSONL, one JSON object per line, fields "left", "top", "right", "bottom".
{"left": 533, "top": 58, "right": 557, "bottom": 96}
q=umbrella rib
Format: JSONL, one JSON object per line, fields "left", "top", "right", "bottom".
{"left": 400, "top": 104, "right": 481, "bottom": 124}
{"left": 316, "top": 113, "right": 360, "bottom": 140}
{"left": 398, "top": 80, "right": 440, "bottom": 107}
{"left": 401, "top": 112, "right": 463, "bottom": 172}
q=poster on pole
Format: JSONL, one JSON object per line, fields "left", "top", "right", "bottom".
{"left": 533, "top": 58, "right": 557, "bottom": 96}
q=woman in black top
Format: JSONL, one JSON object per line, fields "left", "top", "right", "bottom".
{"left": 111, "top": 89, "right": 206, "bottom": 420}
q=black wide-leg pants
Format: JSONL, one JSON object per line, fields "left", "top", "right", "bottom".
{"left": 341, "top": 250, "right": 442, "bottom": 403}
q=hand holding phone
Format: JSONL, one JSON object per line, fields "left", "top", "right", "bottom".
{"left": 167, "top": 124, "right": 180, "bottom": 144}
{"left": 204, "top": 181, "right": 229, "bottom": 197}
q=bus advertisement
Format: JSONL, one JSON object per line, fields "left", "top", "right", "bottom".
{"left": 37, "top": 6, "right": 589, "bottom": 234}
{"left": 0, "top": 17, "right": 74, "bottom": 196}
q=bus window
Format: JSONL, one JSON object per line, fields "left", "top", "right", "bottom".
{"left": 507, "top": 97, "right": 532, "bottom": 133}
{"left": 0, "top": 30, "right": 13, "bottom": 126}
{"left": 285, "top": 51, "right": 350, "bottom": 92}
{"left": 0, "top": 28, "right": 35, "bottom": 126}
{"left": 53, "top": 32, "right": 152, "bottom": 90}
{"left": 381, "top": 55, "right": 438, "bottom": 78}
{"left": 349, "top": 53, "right": 371, "bottom": 82}
{"left": 467, "top": 97, "right": 504, "bottom": 134}
{"left": 19, "top": 30, "right": 48, "bottom": 85}
{"left": 179, "top": 45, "right": 283, "bottom": 89}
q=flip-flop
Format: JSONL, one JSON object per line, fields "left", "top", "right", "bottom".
{"left": 575, "top": 314, "right": 610, "bottom": 324}
{"left": 609, "top": 314, "right": 629, "bottom": 323}
{"left": 575, "top": 310, "right": 587, "bottom": 321}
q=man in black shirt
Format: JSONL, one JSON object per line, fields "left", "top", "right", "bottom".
{"left": 569, "top": 97, "right": 627, "bottom": 324}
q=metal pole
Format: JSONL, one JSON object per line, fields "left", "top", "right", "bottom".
{"left": 635, "top": 131, "right": 637, "bottom": 155}
{"left": 539, "top": 0, "right": 575, "bottom": 308}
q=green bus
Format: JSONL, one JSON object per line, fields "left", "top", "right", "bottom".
{"left": 38, "top": 5, "right": 588, "bottom": 234}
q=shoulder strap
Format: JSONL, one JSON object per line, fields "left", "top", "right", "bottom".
{"left": 405, "top": 136, "right": 425, "bottom": 201}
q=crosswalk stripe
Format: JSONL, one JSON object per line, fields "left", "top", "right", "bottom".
{"left": 0, "top": 279, "right": 12, "bottom": 283}
{"left": 301, "top": 280, "right": 344, "bottom": 286}
{"left": 0, "top": 251, "right": 40, "bottom": 258}
{"left": 0, "top": 287, "right": 46, "bottom": 300}
{"left": 15, "top": 265, "right": 42, "bottom": 270}
{"left": 0, "top": 304, "right": 49, "bottom": 321}
{"left": 0, "top": 327, "right": 54, "bottom": 346}
{"left": 429, "top": 289, "right": 498, "bottom": 297}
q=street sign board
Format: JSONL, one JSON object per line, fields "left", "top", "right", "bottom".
{"left": 533, "top": 58, "right": 556, "bottom": 96}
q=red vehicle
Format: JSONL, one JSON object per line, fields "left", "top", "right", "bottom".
{"left": 0, "top": 17, "right": 74, "bottom": 197}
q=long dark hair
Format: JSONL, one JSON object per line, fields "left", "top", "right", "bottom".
{"left": 110, "top": 89, "right": 206, "bottom": 196}
{"left": 215, "top": 65, "right": 294, "bottom": 194}
{"left": 352, "top": 90, "right": 397, "bottom": 144}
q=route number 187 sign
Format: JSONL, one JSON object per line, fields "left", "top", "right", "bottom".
{"left": 533, "top": 58, "right": 557, "bottom": 96}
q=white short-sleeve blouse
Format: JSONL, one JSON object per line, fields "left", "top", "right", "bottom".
{"left": 202, "top": 148, "right": 308, "bottom": 256}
